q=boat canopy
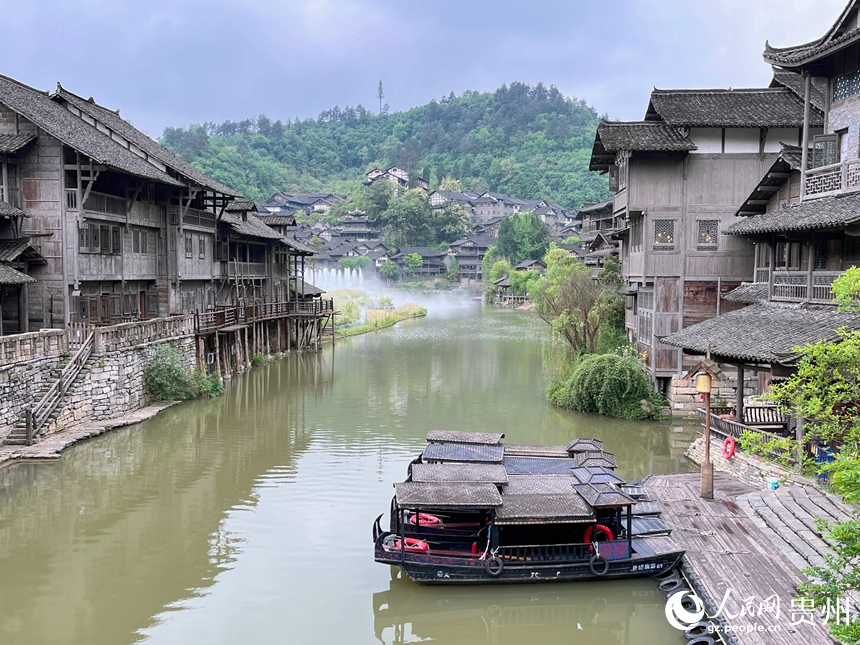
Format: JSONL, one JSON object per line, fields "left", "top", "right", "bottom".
{"left": 574, "top": 451, "right": 618, "bottom": 469}
{"left": 425, "top": 430, "right": 505, "bottom": 445}
{"left": 502, "top": 456, "right": 577, "bottom": 476}
{"left": 570, "top": 466, "right": 625, "bottom": 485}
{"left": 503, "top": 475, "right": 580, "bottom": 495}
{"left": 394, "top": 482, "right": 503, "bottom": 509}
{"left": 422, "top": 442, "right": 505, "bottom": 463}
{"left": 502, "top": 443, "right": 569, "bottom": 458}
{"left": 411, "top": 463, "right": 509, "bottom": 484}
{"left": 573, "top": 483, "right": 635, "bottom": 508}
{"left": 495, "top": 492, "right": 595, "bottom": 525}
{"left": 566, "top": 438, "right": 605, "bottom": 453}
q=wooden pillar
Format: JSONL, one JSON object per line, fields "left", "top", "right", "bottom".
{"left": 214, "top": 331, "right": 221, "bottom": 377}
{"left": 807, "top": 234, "right": 815, "bottom": 301}
{"left": 800, "top": 72, "right": 811, "bottom": 200}
{"left": 768, "top": 240, "right": 776, "bottom": 299}
{"left": 243, "top": 326, "right": 250, "bottom": 366}
{"left": 19, "top": 283, "right": 28, "bottom": 333}
{"left": 197, "top": 336, "right": 205, "bottom": 370}
{"left": 736, "top": 364, "right": 744, "bottom": 424}
{"left": 796, "top": 417, "right": 805, "bottom": 472}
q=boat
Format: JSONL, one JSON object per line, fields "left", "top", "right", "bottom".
{"left": 372, "top": 430, "right": 684, "bottom": 585}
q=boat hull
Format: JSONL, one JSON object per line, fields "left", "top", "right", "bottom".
{"left": 374, "top": 535, "right": 683, "bottom": 586}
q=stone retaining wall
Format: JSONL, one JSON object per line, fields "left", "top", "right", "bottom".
{"left": 50, "top": 317, "right": 197, "bottom": 431}
{"left": 686, "top": 435, "right": 793, "bottom": 489}
{"left": 0, "top": 329, "right": 66, "bottom": 440}
{"left": 668, "top": 371, "right": 758, "bottom": 418}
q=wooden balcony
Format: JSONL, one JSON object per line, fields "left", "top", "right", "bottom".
{"left": 753, "top": 269, "right": 841, "bottom": 302}
{"left": 805, "top": 159, "right": 860, "bottom": 198}
{"left": 194, "top": 299, "right": 336, "bottom": 333}
{"left": 221, "top": 261, "right": 269, "bottom": 278}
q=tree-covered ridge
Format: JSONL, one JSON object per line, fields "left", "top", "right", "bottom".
{"left": 160, "top": 82, "right": 610, "bottom": 208}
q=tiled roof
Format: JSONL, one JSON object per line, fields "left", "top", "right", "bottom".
{"left": 0, "top": 264, "right": 34, "bottom": 285}
{"left": 646, "top": 87, "right": 820, "bottom": 128}
{"left": 735, "top": 144, "right": 803, "bottom": 217}
{"left": 577, "top": 199, "right": 613, "bottom": 214}
{"left": 391, "top": 247, "right": 448, "bottom": 258}
{"left": 590, "top": 121, "right": 696, "bottom": 172}
{"left": 764, "top": 27, "right": 860, "bottom": 66}
{"left": 296, "top": 279, "right": 324, "bottom": 296}
{"left": 54, "top": 87, "right": 240, "bottom": 196}
{"left": 721, "top": 282, "right": 769, "bottom": 304}
{"left": 0, "top": 133, "right": 35, "bottom": 153}
{"left": 726, "top": 190, "right": 860, "bottom": 235}
{"left": 0, "top": 238, "right": 34, "bottom": 263}
{"left": 0, "top": 75, "right": 181, "bottom": 186}
{"left": 221, "top": 211, "right": 288, "bottom": 242}
{"left": 770, "top": 71, "right": 826, "bottom": 112}
{"left": 659, "top": 301, "right": 860, "bottom": 364}
{"left": 224, "top": 199, "right": 256, "bottom": 212}
{"left": 256, "top": 215, "right": 295, "bottom": 226}
{"left": 0, "top": 200, "right": 28, "bottom": 219}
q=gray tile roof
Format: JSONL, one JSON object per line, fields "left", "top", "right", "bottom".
{"left": 422, "top": 442, "right": 505, "bottom": 463}
{"left": 0, "top": 75, "right": 181, "bottom": 187}
{"left": 426, "top": 430, "right": 505, "bottom": 445}
{"left": 764, "top": 27, "right": 860, "bottom": 66}
{"left": 726, "top": 190, "right": 860, "bottom": 235}
{"left": 659, "top": 301, "right": 860, "bottom": 364}
{"left": 221, "top": 211, "right": 285, "bottom": 241}
{"left": 495, "top": 492, "right": 594, "bottom": 525}
{"left": 735, "top": 144, "right": 803, "bottom": 217}
{"left": 573, "top": 483, "right": 635, "bottom": 508}
{"left": 224, "top": 199, "right": 256, "bottom": 212}
{"left": 0, "top": 132, "right": 35, "bottom": 153}
{"left": 596, "top": 121, "right": 697, "bottom": 153}
{"left": 296, "top": 279, "right": 324, "bottom": 296}
{"left": 0, "top": 200, "right": 28, "bottom": 219}
{"left": 256, "top": 215, "right": 295, "bottom": 226}
{"left": 770, "top": 71, "right": 826, "bottom": 112}
{"left": 394, "top": 481, "right": 503, "bottom": 508}
{"left": 0, "top": 264, "right": 35, "bottom": 284}
{"left": 0, "top": 238, "right": 35, "bottom": 263}
{"left": 566, "top": 438, "right": 605, "bottom": 453}
{"left": 55, "top": 87, "right": 241, "bottom": 196}
{"left": 721, "top": 282, "right": 769, "bottom": 303}
{"left": 646, "top": 87, "right": 820, "bottom": 128}
{"left": 503, "top": 475, "right": 579, "bottom": 495}
{"left": 411, "top": 463, "right": 509, "bottom": 484}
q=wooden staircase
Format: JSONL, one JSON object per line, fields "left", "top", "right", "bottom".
{"left": 4, "top": 332, "right": 95, "bottom": 446}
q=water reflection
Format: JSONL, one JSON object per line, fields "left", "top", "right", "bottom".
{"left": 0, "top": 305, "right": 693, "bottom": 645}
{"left": 374, "top": 574, "right": 682, "bottom": 645}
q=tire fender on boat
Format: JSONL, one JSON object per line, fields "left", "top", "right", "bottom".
{"left": 589, "top": 554, "right": 609, "bottom": 576}
{"left": 485, "top": 555, "right": 504, "bottom": 577}
{"left": 722, "top": 437, "right": 736, "bottom": 459}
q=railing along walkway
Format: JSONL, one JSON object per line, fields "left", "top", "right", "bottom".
{"left": 26, "top": 332, "right": 94, "bottom": 445}
{"left": 194, "top": 299, "right": 336, "bottom": 333}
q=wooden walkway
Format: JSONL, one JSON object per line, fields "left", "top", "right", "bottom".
{"left": 646, "top": 473, "right": 837, "bottom": 645}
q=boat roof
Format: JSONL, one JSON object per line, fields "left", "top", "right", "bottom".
{"left": 502, "top": 456, "right": 577, "bottom": 476}
{"left": 503, "top": 475, "right": 580, "bottom": 495}
{"left": 573, "top": 483, "right": 636, "bottom": 508}
{"left": 426, "top": 430, "right": 505, "bottom": 445}
{"left": 394, "top": 482, "right": 503, "bottom": 509}
{"left": 411, "top": 463, "right": 509, "bottom": 484}
{"left": 495, "top": 493, "right": 595, "bottom": 525}
{"left": 503, "top": 443, "right": 569, "bottom": 458}
{"left": 571, "top": 466, "right": 625, "bottom": 485}
{"left": 422, "top": 442, "right": 505, "bottom": 463}
{"left": 574, "top": 451, "right": 618, "bottom": 469}
{"left": 566, "top": 438, "right": 605, "bottom": 453}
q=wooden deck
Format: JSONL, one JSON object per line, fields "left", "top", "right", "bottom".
{"left": 646, "top": 473, "right": 837, "bottom": 645}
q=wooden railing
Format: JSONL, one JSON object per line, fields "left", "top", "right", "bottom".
{"left": 497, "top": 542, "right": 592, "bottom": 562}
{"left": 222, "top": 261, "right": 269, "bottom": 278}
{"left": 67, "top": 322, "right": 93, "bottom": 350}
{"left": 26, "top": 332, "right": 94, "bottom": 444}
{"left": 697, "top": 408, "right": 796, "bottom": 464}
{"left": 805, "top": 159, "right": 860, "bottom": 197}
{"left": 762, "top": 269, "right": 842, "bottom": 303}
{"left": 194, "top": 299, "right": 335, "bottom": 333}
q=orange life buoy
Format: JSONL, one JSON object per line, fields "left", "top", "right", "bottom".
{"left": 408, "top": 513, "right": 442, "bottom": 526}
{"left": 584, "top": 524, "right": 614, "bottom": 544}
{"left": 723, "top": 437, "right": 736, "bottom": 459}
{"left": 395, "top": 538, "right": 429, "bottom": 553}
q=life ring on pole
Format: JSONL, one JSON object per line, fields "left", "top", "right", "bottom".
{"left": 723, "top": 437, "right": 736, "bottom": 460}
{"left": 584, "top": 524, "right": 614, "bottom": 551}
{"left": 408, "top": 513, "right": 442, "bottom": 526}
{"left": 390, "top": 538, "right": 429, "bottom": 554}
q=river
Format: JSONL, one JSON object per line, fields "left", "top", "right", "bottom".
{"left": 0, "top": 298, "right": 694, "bottom": 644}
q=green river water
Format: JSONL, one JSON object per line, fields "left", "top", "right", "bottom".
{"left": 0, "top": 298, "right": 694, "bottom": 645}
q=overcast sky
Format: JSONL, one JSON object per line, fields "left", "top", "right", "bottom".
{"left": 1, "top": 0, "right": 848, "bottom": 137}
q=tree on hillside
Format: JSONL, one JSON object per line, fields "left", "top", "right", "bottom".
{"left": 432, "top": 202, "right": 470, "bottom": 243}
{"left": 402, "top": 253, "right": 423, "bottom": 279}
{"left": 377, "top": 80, "right": 385, "bottom": 115}
{"left": 497, "top": 211, "right": 551, "bottom": 265}
{"left": 380, "top": 189, "right": 433, "bottom": 247}
{"left": 379, "top": 260, "right": 399, "bottom": 282}
{"left": 481, "top": 246, "right": 501, "bottom": 281}
{"left": 439, "top": 177, "right": 461, "bottom": 192}
{"left": 365, "top": 180, "right": 397, "bottom": 221}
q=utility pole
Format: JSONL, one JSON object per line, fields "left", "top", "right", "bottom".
{"left": 377, "top": 80, "right": 385, "bottom": 115}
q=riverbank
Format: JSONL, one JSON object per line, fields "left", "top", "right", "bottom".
{"left": 0, "top": 400, "right": 179, "bottom": 472}
{"left": 335, "top": 310, "right": 427, "bottom": 339}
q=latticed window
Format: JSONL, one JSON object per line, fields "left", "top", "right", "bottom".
{"left": 77, "top": 297, "right": 88, "bottom": 321}
{"left": 653, "top": 220, "right": 675, "bottom": 249}
{"left": 100, "top": 226, "right": 111, "bottom": 255}
{"left": 185, "top": 234, "right": 193, "bottom": 259}
{"left": 133, "top": 229, "right": 140, "bottom": 253}
{"left": 846, "top": 237, "right": 860, "bottom": 267}
{"left": 90, "top": 224, "right": 100, "bottom": 252}
{"left": 199, "top": 235, "right": 206, "bottom": 259}
{"left": 637, "top": 310, "right": 652, "bottom": 346}
{"left": 834, "top": 70, "right": 860, "bottom": 102}
{"left": 79, "top": 226, "right": 89, "bottom": 252}
{"left": 697, "top": 220, "right": 719, "bottom": 251}
{"left": 639, "top": 289, "right": 654, "bottom": 311}
{"left": 112, "top": 227, "right": 121, "bottom": 255}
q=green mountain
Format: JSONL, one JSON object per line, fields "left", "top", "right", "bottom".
{"left": 160, "top": 82, "right": 610, "bottom": 208}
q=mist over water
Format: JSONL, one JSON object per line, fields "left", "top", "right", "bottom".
{"left": 0, "top": 307, "right": 692, "bottom": 645}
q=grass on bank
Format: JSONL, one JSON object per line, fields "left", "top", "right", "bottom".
{"left": 336, "top": 303, "right": 427, "bottom": 338}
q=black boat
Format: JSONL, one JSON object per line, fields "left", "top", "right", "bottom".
{"left": 372, "top": 431, "right": 683, "bottom": 585}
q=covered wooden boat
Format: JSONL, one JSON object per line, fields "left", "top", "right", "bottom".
{"left": 372, "top": 431, "right": 683, "bottom": 585}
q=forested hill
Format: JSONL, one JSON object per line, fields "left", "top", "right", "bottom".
{"left": 160, "top": 82, "right": 610, "bottom": 208}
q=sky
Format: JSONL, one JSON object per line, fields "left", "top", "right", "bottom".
{"left": 0, "top": 0, "right": 849, "bottom": 138}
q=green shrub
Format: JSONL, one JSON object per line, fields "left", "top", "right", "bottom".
{"left": 144, "top": 345, "right": 198, "bottom": 400}
{"left": 251, "top": 354, "right": 264, "bottom": 367}
{"left": 547, "top": 353, "right": 662, "bottom": 419}
{"left": 144, "top": 345, "right": 224, "bottom": 400}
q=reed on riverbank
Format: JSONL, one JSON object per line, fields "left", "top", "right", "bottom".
{"left": 336, "top": 303, "right": 427, "bottom": 338}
